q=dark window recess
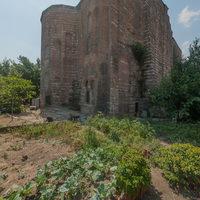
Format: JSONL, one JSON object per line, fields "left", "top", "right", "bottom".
{"left": 135, "top": 102, "right": 139, "bottom": 115}
{"left": 85, "top": 80, "right": 88, "bottom": 88}
{"left": 90, "top": 80, "right": 94, "bottom": 90}
{"left": 86, "top": 90, "right": 90, "bottom": 104}
{"left": 45, "top": 95, "right": 51, "bottom": 105}
{"left": 100, "top": 63, "right": 108, "bottom": 75}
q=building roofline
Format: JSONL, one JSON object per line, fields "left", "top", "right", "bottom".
{"left": 41, "top": 4, "right": 77, "bottom": 21}
{"left": 160, "top": 0, "right": 169, "bottom": 11}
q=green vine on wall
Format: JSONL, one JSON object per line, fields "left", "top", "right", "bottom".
{"left": 131, "top": 42, "right": 148, "bottom": 66}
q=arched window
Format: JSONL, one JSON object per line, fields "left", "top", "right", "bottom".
{"left": 86, "top": 90, "right": 90, "bottom": 104}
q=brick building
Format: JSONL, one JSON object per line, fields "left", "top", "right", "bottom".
{"left": 40, "top": 0, "right": 181, "bottom": 116}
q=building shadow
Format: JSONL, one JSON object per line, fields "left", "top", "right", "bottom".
{"left": 177, "top": 188, "right": 200, "bottom": 200}
{"left": 142, "top": 185, "right": 162, "bottom": 200}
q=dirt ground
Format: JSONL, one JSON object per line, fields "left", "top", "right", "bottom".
{"left": 0, "top": 133, "right": 72, "bottom": 196}
{"left": 143, "top": 168, "right": 193, "bottom": 200}
{"left": 0, "top": 110, "right": 44, "bottom": 128}
{"left": 0, "top": 122, "right": 199, "bottom": 199}
{"left": 143, "top": 139, "right": 199, "bottom": 200}
{"left": 0, "top": 106, "right": 83, "bottom": 129}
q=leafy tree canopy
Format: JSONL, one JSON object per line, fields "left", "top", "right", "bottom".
{"left": 0, "top": 76, "right": 36, "bottom": 113}
{"left": 0, "top": 56, "right": 41, "bottom": 96}
{"left": 150, "top": 38, "right": 200, "bottom": 121}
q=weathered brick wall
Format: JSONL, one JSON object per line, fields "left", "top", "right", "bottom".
{"left": 78, "top": 0, "right": 111, "bottom": 114}
{"left": 109, "top": 0, "right": 145, "bottom": 115}
{"left": 108, "top": 0, "right": 182, "bottom": 116}
{"left": 172, "top": 38, "right": 182, "bottom": 62}
{"left": 40, "top": 0, "right": 181, "bottom": 116}
{"left": 143, "top": 0, "right": 174, "bottom": 87}
{"left": 40, "top": 5, "right": 80, "bottom": 107}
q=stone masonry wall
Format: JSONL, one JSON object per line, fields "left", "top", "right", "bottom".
{"left": 40, "top": 0, "right": 181, "bottom": 116}
{"left": 40, "top": 5, "right": 80, "bottom": 107}
{"left": 109, "top": 0, "right": 145, "bottom": 115}
{"left": 78, "top": 0, "right": 111, "bottom": 114}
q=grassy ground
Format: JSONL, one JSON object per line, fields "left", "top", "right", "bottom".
{"left": 149, "top": 121, "right": 200, "bottom": 146}
{"left": 1, "top": 116, "right": 199, "bottom": 199}
{"left": 0, "top": 116, "right": 158, "bottom": 199}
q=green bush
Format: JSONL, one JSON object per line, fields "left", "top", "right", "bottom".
{"left": 87, "top": 114, "right": 155, "bottom": 139}
{"left": 150, "top": 39, "right": 200, "bottom": 121}
{"left": 116, "top": 149, "right": 151, "bottom": 196}
{"left": 131, "top": 42, "right": 148, "bottom": 66}
{"left": 109, "top": 131, "right": 121, "bottom": 143}
{"left": 84, "top": 128, "right": 100, "bottom": 148}
{"left": 87, "top": 114, "right": 158, "bottom": 152}
{"left": 151, "top": 121, "right": 200, "bottom": 146}
{"left": 0, "top": 56, "right": 41, "bottom": 96}
{"left": 0, "top": 76, "right": 36, "bottom": 113}
{"left": 154, "top": 144, "right": 200, "bottom": 191}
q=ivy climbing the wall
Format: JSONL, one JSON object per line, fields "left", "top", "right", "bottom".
{"left": 131, "top": 42, "right": 148, "bottom": 66}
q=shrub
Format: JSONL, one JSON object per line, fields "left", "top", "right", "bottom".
{"left": 87, "top": 114, "right": 155, "bottom": 139}
{"left": 151, "top": 121, "right": 200, "bottom": 146}
{"left": 109, "top": 131, "right": 121, "bottom": 143}
{"left": 0, "top": 56, "right": 41, "bottom": 96}
{"left": 150, "top": 39, "right": 200, "bottom": 121}
{"left": 84, "top": 128, "right": 100, "bottom": 148}
{"left": 16, "top": 121, "right": 81, "bottom": 138}
{"left": 131, "top": 42, "right": 148, "bottom": 66}
{"left": 116, "top": 149, "right": 151, "bottom": 196}
{"left": 154, "top": 144, "right": 200, "bottom": 191}
{"left": 0, "top": 76, "right": 36, "bottom": 113}
{"left": 87, "top": 114, "right": 158, "bottom": 152}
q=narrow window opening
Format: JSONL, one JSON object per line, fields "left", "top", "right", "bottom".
{"left": 90, "top": 80, "right": 94, "bottom": 90}
{"left": 86, "top": 90, "right": 90, "bottom": 104}
{"left": 45, "top": 95, "right": 51, "bottom": 105}
{"left": 135, "top": 102, "right": 139, "bottom": 116}
{"left": 85, "top": 80, "right": 88, "bottom": 88}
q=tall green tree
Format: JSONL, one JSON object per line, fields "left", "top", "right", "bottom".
{"left": 0, "top": 76, "right": 36, "bottom": 113}
{"left": 0, "top": 56, "right": 41, "bottom": 96}
{"left": 150, "top": 38, "right": 200, "bottom": 121}
{"left": 0, "top": 58, "right": 12, "bottom": 76}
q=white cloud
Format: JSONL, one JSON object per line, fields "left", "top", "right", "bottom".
{"left": 181, "top": 41, "right": 190, "bottom": 57}
{"left": 178, "top": 6, "right": 200, "bottom": 27}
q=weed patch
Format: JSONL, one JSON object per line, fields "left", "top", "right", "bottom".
{"left": 151, "top": 121, "right": 200, "bottom": 146}
{"left": 5, "top": 147, "right": 150, "bottom": 200}
{"left": 154, "top": 144, "right": 200, "bottom": 193}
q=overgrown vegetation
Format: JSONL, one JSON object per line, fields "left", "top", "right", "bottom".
{"left": 150, "top": 38, "right": 200, "bottom": 121}
{"left": 131, "top": 42, "right": 148, "bottom": 66}
{"left": 154, "top": 144, "right": 200, "bottom": 193}
{"left": 4, "top": 147, "right": 150, "bottom": 200}
{"left": 0, "top": 76, "right": 36, "bottom": 113}
{"left": 2, "top": 115, "right": 156, "bottom": 199}
{"left": 150, "top": 121, "right": 200, "bottom": 146}
{"left": 2, "top": 115, "right": 200, "bottom": 199}
{"left": 87, "top": 114, "right": 159, "bottom": 151}
{"left": 14, "top": 121, "right": 107, "bottom": 151}
{"left": 116, "top": 149, "right": 150, "bottom": 197}
{"left": 0, "top": 56, "right": 41, "bottom": 96}
{"left": 0, "top": 56, "right": 41, "bottom": 114}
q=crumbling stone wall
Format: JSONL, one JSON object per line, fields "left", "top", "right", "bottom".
{"left": 40, "top": 5, "right": 80, "bottom": 107}
{"left": 40, "top": 0, "right": 181, "bottom": 116}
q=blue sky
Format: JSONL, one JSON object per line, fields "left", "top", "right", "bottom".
{"left": 0, "top": 0, "right": 199, "bottom": 62}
